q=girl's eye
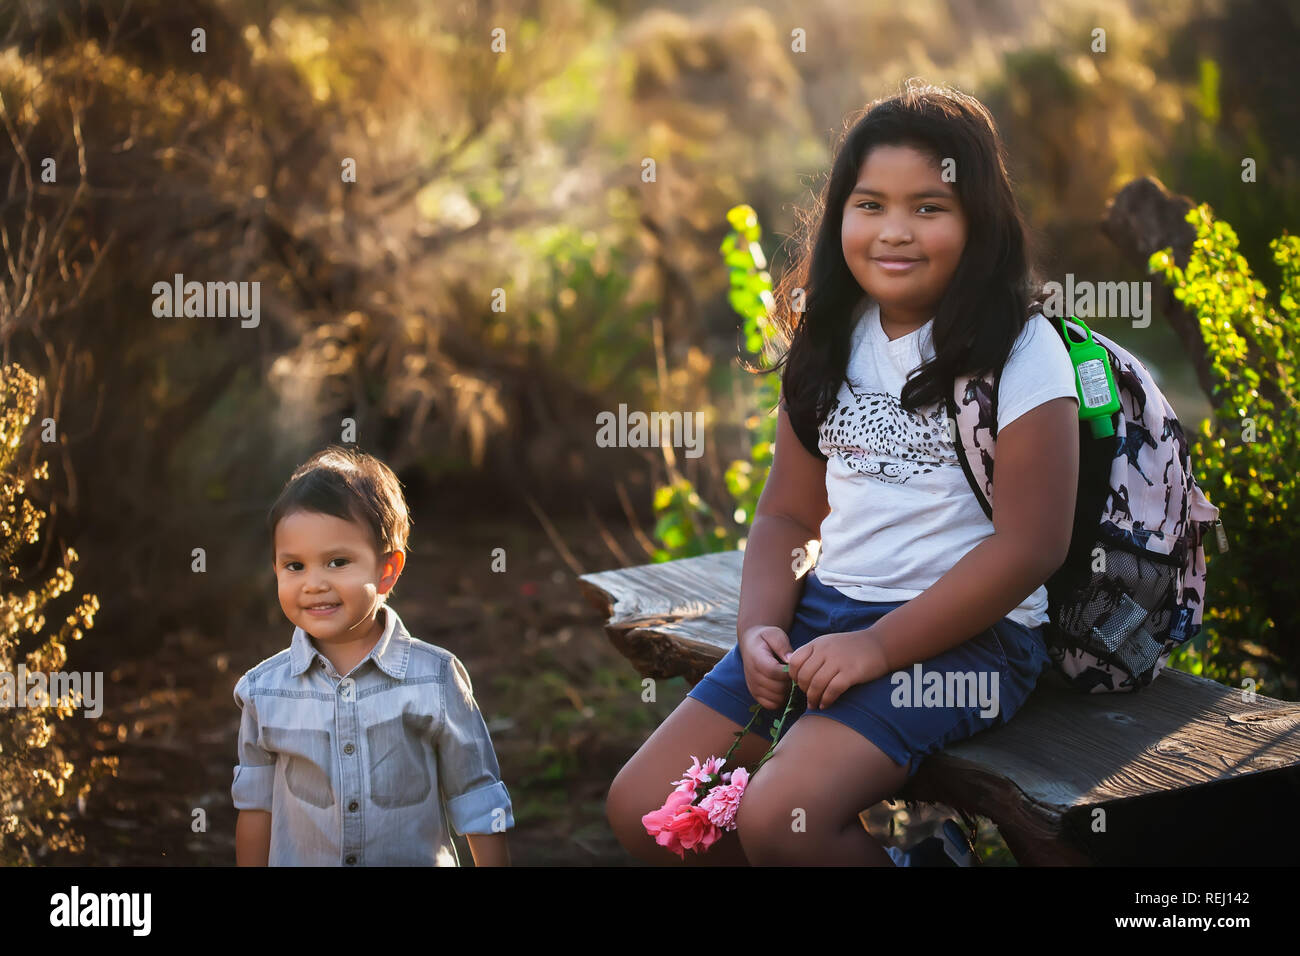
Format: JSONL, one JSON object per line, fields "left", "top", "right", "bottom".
{"left": 856, "top": 201, "right": 942, "bottom": 213}
{"left": 329, "top": 558, "right": 349, "bottom": 568}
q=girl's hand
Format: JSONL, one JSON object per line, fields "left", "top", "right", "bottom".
{"left": 785, "top": 630, "right": 889, "bottom": 710}
{"left": 738, "top": 625, "right": 794, "bottom": 711}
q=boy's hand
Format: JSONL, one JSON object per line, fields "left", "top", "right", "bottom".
{"left": 785, "top": 629, "right": 889, "bottom": 710}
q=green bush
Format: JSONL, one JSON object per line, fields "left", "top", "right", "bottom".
{"left": 650, "top": 205, "right": 777, "bottom": 561}
{"left": 1150, "top": 205, "right": 1298, "bottom": 695}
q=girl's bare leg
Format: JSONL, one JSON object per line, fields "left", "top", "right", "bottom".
{"left": 733, "top": 712, "right": 909, "bottom": 866}
{"left": 606, "top": 696, "right": 776, "bottom": 866}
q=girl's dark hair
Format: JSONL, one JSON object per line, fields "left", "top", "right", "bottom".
{"left": 775, "top": 80, "right": 1048, "bottom": 446}
{"left": 268, "top": 445, "right": 410, "bottom": 562}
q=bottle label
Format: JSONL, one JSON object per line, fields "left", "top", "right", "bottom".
{"left": 1076, "top": 358, "right": 1112, "bottom": 409}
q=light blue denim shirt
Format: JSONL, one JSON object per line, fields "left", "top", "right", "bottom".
{"left": 231, "top": 602, "right": 513, "bottom": 865}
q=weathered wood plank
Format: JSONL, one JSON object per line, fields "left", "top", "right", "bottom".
{"left": 580, "top": 550, "right": 1300, "bottom": 863}
{"left": 577, "top": 550, "right": 744, "bottom": 684}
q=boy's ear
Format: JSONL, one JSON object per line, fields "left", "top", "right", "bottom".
{"left": 379, "top": 549, "right": 406, "bottom": 592}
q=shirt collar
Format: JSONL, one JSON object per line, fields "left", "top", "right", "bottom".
{"left": 870, "top": 298, "right": 933, "bottom": 348}
{"left": 288, "top": 602, "right": 411, "bottom": 680}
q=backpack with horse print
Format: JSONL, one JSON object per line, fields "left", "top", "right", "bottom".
{"left": 946, "top": 313, "right": 1226, "bottom": 693}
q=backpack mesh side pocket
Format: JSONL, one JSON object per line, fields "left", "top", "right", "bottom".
{"left": 1047, "top": 543, "right": 1181, "bottom": 690}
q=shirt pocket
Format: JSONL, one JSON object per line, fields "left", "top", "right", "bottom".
{"left": 366, "top": 713, "right": 432, "bottom": 808}
{"left": 263, "top": 726, "right": 336, "bottom": 810}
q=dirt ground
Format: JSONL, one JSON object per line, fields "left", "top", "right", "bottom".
{"left": 36, "top": 507, "right": 1008, "bottom": 866}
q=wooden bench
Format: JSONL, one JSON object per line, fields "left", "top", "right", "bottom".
{"left": 580, "top": 550, "right": 1300, "bottom": 865}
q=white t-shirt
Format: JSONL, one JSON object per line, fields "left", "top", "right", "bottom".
{"left": 810, "top": 296, "right": 1079, "bottom": 629}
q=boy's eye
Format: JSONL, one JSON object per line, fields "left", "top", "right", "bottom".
{"left": 281, "top": 558, "right": 348, "bottom": 571}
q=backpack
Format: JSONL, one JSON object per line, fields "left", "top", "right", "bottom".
{"left": 946, "top": 314, "right": 1226, "bottom": 693}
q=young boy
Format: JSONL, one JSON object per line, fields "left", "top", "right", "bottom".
{"left": 232, "top": 445, "right": 513, "bottom": 866}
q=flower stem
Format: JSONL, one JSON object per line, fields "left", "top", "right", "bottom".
{"left": 753, "top": 680, "right": 800, "bottom": 775}
{"left": 719, "top": 701, "right": 763, "bottom": 768}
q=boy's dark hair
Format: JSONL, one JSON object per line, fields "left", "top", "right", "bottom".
{"left": 775, "top": 79, "right": 1049, "bottom": 445}
{"left": 268, "top": 445, "right": 410, "bottom": 563}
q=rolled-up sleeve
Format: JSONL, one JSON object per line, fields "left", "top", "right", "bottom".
{"left": 437, "top": 655, "right": 514, "bottom": 835}
{"left": 231, "top": 674, "right": 275, "bottom": 812}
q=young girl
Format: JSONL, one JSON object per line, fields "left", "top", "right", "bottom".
{"left": 606, "top": 82, "right": 1080, "bottom": 866}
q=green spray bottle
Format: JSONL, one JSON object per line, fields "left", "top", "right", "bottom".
{"left": 1059, "top": 316, "right": 1120, "bottom": 438}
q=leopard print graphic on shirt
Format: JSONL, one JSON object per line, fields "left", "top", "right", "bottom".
{"left": 819, "top": 382, "right": 956, "bottom": 485}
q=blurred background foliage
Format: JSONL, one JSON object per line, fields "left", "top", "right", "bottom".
{"left": 1, "top": 0, "right": 1296, "bottom": 862}
{"left": 0, "top": 364, "right": 108, "bottom": 864}
{"left": 3, "top": 0, "right": 1296, "bottom": 655}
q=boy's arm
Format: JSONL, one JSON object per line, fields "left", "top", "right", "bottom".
{"left": 465, "top": 832, "right": 510, "bottom": 867}
{"left": 236, "top": 810, "right": 271, "bottom": 866}
{"left": 435, "top": 655, "right": 514, "bottom": 861}
{"left": 231, "top": 674, "right": 276, "bottom": 865}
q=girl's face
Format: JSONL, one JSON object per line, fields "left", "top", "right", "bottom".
{"left": 840, "top": 144, "right": 968, "bottom": 330}
{"left": 272, "top": 509, "right": 403, "bottom": 646}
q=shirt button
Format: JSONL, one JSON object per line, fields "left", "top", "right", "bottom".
{"left": 343, "top": 743, "right": 355, "bottom": 755}
{"left": 348, "top": 800, "right": 359, "bottom": 812}
{"left": 345, "top": 855, "right": 357, "bottom": 865}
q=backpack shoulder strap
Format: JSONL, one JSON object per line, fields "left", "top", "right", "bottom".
{"left": 951, "top": 312, "right": 1068, "bottom": 519}
{"left": 949, "top": 369, "right": 999, "bottom": 520}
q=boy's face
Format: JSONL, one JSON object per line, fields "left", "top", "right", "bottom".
{"left": 272, "top": 509, "right": 404, "bottom": 645}
{"left": 840, "top": 143, "right": 968, "bottom": 324}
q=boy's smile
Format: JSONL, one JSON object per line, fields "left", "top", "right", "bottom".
{"left": 273, "top": 509, "right": 405, "bottom": 674}
{"left": 840, "top": 143, "right": 968, "bottom": 339}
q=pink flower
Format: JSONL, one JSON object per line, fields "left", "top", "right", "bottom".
{"left": 671, "top": 755, "right": 726, "bottom": 793}
{"left": 643, "top": 754, "right": 742, "bottom": 857}
{"left": 641, "top": 789, "right": 697, "bottom": 858}
{"left": 642, "top": 783, "right": 727, "bottom": 858}
{"left": 698, "top": 766, "right": 748, "bottom": 831}
{"left": 664, "top": 803, "right": 723, "bottom": 855}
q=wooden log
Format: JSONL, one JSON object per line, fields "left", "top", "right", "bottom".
{"left": 1100, "top": 176, "right": 1211, "bottom": 401}
{"left": 578, "top": 550, "right": 746, "bottom": 685}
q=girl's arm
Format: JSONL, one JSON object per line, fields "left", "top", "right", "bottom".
{"left": 737, "top": 406, "right": 830, "bottom": 638}
{"left": 864, "top": 396, "right": 1080, "bottom": 672}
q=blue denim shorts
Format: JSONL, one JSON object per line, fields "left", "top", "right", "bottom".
{"left": 687, "top": 570, "right": 1052, "bottom": 779}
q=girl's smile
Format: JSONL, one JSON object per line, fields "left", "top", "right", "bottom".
{"left": 873, "top": 257, "right": 923, "bottom": 273}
